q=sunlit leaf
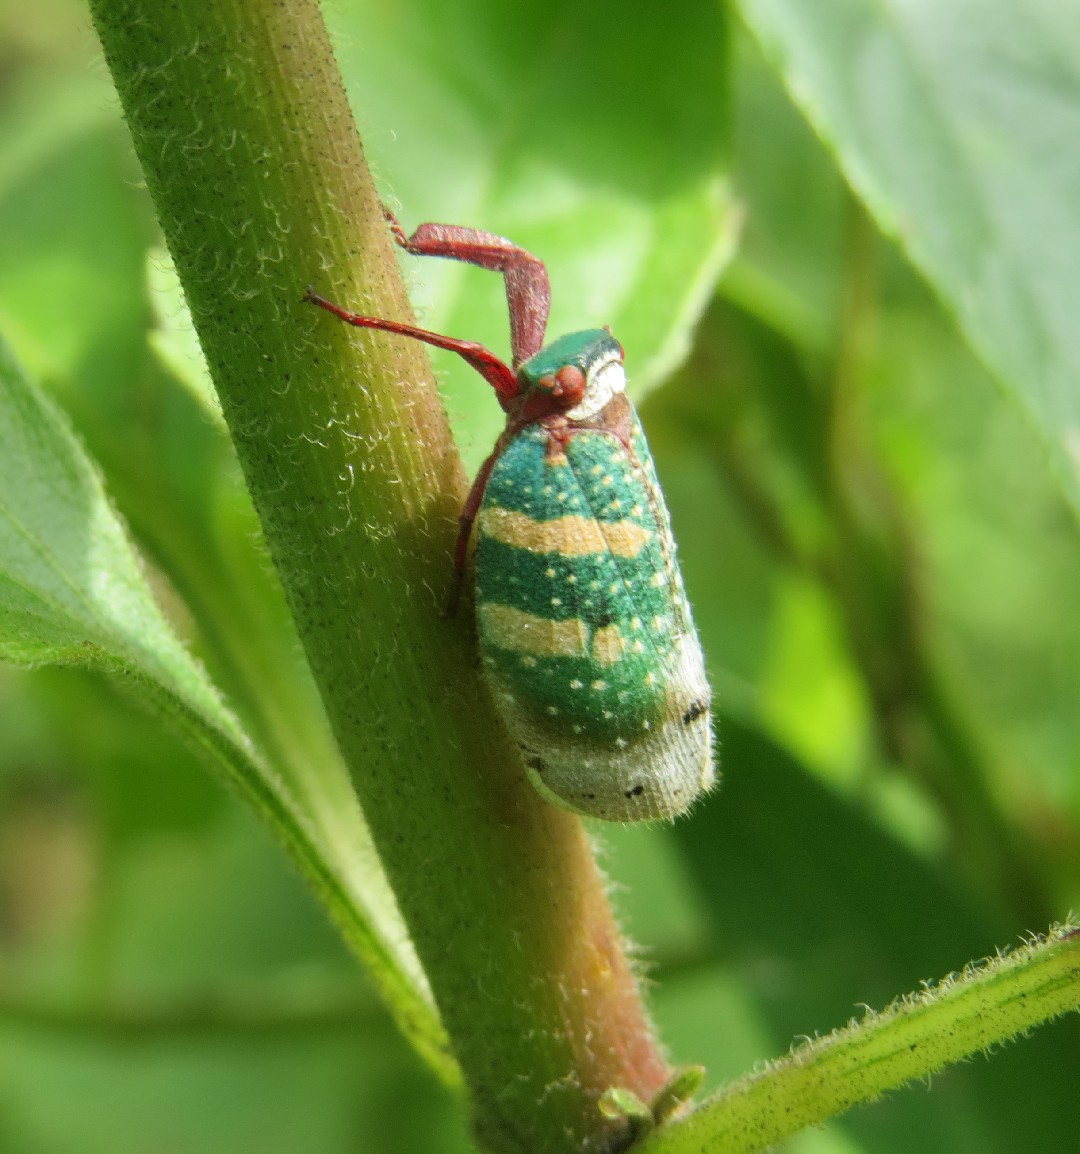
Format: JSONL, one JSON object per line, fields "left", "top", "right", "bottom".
{"left": 0, "top": 332, "right": 452, "bottom": 1083}
{"left": 737, "top": 0, "right": 1080, "bottom": 513}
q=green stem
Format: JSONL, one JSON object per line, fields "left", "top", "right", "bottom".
{"left": 640, "top": 925, "right": 1080, "bottom": 1154}
{"left": 85, "top": 2, "right": 669, "bottom": 1151}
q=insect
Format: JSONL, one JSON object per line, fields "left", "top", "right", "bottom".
{"left": 304, "top": 209, "right": 715, "bottom": 821}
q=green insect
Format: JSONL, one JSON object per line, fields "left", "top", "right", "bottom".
{"left": 305, "top": 210, "right": 715, "bottom": 821}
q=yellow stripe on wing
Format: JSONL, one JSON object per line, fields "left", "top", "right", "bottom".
{"left": 479, "top": 507, "right": 651, "bottom": 558}
{"left": 478, "top": 604, "right": 590, "bottom": 659}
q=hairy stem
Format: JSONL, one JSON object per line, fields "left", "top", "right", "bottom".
{"left": 85, "top": 2, "right": 669, "bottom": 1150}
{"left": 640, "top": 925, "right": 1080, "bottom": 1154}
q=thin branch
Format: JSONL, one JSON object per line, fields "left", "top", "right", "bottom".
{"left": 640, "top": 924, "right": 1080, "bottom": 1154}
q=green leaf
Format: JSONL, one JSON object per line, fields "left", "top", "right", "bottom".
{"left": 0, "top": 335, "right": 209, "bottom": 683}
{"left": 736, "top": 0, "right": 1080, "bottom": 514}
{"left": 0, "top": 332, "right": 453, "bottom": 1084}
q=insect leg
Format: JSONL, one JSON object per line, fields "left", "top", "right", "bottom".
{"left": 446, "top": 445, "right": 503, "bottom": 617}
{"left": 384, "top": 208, "right": 550, "bottom": 367}
{"left": 302, "top": 287, "right": 518, "bottom": 400}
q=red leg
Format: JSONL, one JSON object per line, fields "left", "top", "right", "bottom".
{"left": 303, "top": 288, "right": 518, "bottom": 402}
{"left": 384, "top": 208, "right": 550, "bottom": 367}
{"left": 445, "top": 444, "right": 503, "bottom": 617}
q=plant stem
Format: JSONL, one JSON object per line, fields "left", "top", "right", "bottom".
{"left": 639, "top": 925, "right": 1080, "bottom": 1154}
{"left": 85, "top": 2, "right": 669, "bottom": 1150}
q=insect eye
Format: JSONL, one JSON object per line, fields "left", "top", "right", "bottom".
{"left": 537, "top": 365, "right": 587, "bottom": 407}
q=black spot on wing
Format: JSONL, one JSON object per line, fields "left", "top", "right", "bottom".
{"left": 682, "top": 700, "right": 707, "bottom": 726}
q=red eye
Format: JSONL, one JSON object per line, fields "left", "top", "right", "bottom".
{"left": 551, "top": 365, "right": 586, "bottom": 407}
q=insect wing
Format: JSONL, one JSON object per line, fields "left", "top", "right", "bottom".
{"left": 475, "top": 416, "right": 714, "bottom": 820}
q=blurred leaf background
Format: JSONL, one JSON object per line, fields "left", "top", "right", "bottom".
{"left": 1, "top": 1, "right": 1079, "bottom": 1152}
